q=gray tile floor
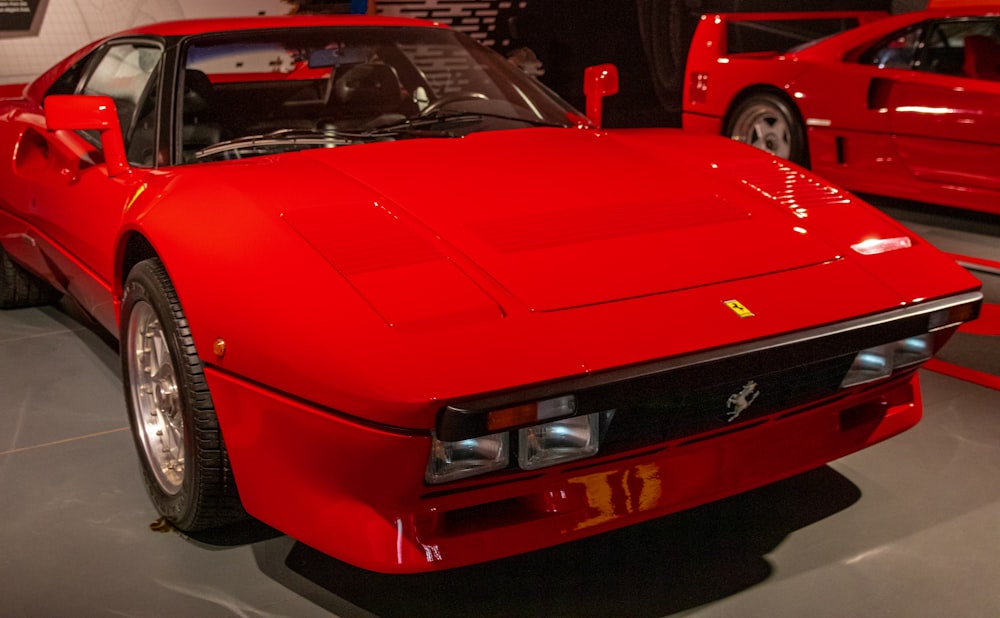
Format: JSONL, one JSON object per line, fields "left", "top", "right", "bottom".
{"left": 1, "top": 205, "right": 998, "bottom": 618}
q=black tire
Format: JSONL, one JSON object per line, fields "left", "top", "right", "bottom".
{"left": 726, "top": 93, "right": 809, "bottom": 167}
{"left": 637, "top": 0, "right": 698, "bottom": 109}
{"left": 120, "top": 258, "right": 245, "bottom": 531}
{"left": 0, "top": 247, "right": 61, "bottom": 309}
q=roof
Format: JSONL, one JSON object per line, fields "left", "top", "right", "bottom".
{"left": 121, "top": 14, "right": 444, "bottom": 37}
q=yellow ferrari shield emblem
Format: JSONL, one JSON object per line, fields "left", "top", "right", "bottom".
{"left": 724, "top": 299, "right": 754, "bottom": 318}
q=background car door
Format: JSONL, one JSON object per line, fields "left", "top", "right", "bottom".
{"left": 878, "top": 18, "right": 1000, "bottom": 193}
{"left": 21, "top": 41, "right": 161, "bottom": 328}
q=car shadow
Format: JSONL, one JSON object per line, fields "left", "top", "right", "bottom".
{"left": 244, "top": 465, "right": 860, "bottom": 617}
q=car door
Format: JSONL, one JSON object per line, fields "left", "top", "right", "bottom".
{"left": 874, "top": 18, "right": 1000, "bottom": 193}
{"left": 15, "top": 40, "right": 162, "bottom": 329}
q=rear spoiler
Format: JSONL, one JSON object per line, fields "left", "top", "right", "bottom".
{"left": 692, "top": 11, "right": 889, "bottom": 59}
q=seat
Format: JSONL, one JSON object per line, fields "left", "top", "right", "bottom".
{"left": 320, "top": 63, "right": 406, "bottom": 131}
{"left": 963, "top": 35, "right": 1000, "bottom": 81}
{"left": 181, "top": 69, "right": 222, "bottom": 156}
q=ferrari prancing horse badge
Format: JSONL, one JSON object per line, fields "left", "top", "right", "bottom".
{"left": 724, "top": 299, "right": 754, "bottom": 318}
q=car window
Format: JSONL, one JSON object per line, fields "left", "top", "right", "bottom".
{"left": 857, "top": 23, "right": 924, "bottom": 69}
{"left": 860, "top": 18, "right": 1000, "bottom": 80}
{"left": 916, "top": 19, "right": 1000, "bottom": 78}
{"left": 45, "top": 52, "right": 95, "bottom": 97}
{"left": 80, "top": 42, "right": 163, "bottom": 162}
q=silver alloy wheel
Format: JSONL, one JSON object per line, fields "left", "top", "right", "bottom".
{"left": 729, "top": 101, "right": 792, "bottom": 159}
{"left": 126, "top": 299, "right": 184, "bottom": 495}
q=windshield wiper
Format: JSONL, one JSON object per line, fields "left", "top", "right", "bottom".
{"left": 193, "top": 128, "right": 372, "bottom": 160}
{"left": 364, "top": 110, "right": 568, "bottom": 136}
{"left": 193, "top": 112, "right": 570, "bottom": 159}
{"left": 466, "top": 111, "right": 569, "bottom": 128}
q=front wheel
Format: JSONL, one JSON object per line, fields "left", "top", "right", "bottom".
{"left": 121, "top": 258, "right": 245, "bottom": 531}
{"left": 726, "top": 94, "right": 808, "bottom": 167}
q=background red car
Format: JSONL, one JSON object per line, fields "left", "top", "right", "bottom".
{"left": 683, "top": 6, "right": 1000, "bottom": 215}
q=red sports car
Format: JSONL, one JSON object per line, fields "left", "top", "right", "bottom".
{"left": 0, "top": 15, "right": 983, "bottom": 573}
{"left": 683, "top": 6, "right": 1000, "bottom": 215}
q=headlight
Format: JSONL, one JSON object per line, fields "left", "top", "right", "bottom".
{"left": 425, "top": 431, "right": 509, "bottom": 484}
{"left": 426, "top": 393, "right": 612, "bottom": 484}
{"left": 840, "top": 334, "right": 933, "bottom": 388}
{"left": 518, "top": 413, "right": 600, "bottom": 470}
{"left": 892, "top": 335, "right": 932, "bottom": 368}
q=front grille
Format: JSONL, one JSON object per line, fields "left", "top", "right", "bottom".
{"left": 598, "top": 354, "right": 855, "bottom": 453}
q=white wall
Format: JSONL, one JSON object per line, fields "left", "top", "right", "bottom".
{"left": 0, "top": 0, "right": 291, "bottom": 85}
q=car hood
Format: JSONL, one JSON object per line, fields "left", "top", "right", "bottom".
{"left": 283, "top": 128, "right": 840, "bottom": 317}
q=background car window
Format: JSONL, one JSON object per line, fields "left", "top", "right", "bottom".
{"left": 858, "top": 24, "right": 924, "bottom": 69}
{"left": 915, "top": 19, "right": 1000, "bottom": 77}
{"left": 80, "top": 43, "right": 163, "bottom": 160}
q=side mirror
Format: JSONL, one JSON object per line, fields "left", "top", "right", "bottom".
{"left": 44, "top": 95, "right": 130, "bottom": 177}
{"left": 583, "top": 64, "right": 619, "bottom": 129}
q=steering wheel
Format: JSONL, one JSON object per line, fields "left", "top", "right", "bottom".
{"left": 420, "top": 91, "right": 489, "bottom": 116}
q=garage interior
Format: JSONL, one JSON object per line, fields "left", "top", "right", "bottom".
{"left": 2, "top": 1, "right": 999, "bottom": 616}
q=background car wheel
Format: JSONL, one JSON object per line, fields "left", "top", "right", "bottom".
{"left": 0, "top": 247, "right": 61, "bottom": 309}
{"left": 121, "top": 258, "right": 246, "bottom": 531}
{"left": 726, "top": 93, "right": 808, "bottom": 167}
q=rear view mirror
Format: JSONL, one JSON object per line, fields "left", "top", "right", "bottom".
{"left": 583, "top": 64, "right": 619, "bottom": 129}
{"left": 44, "top": 95, "right": 130, "bottom": 176}
{"left": 308, "top": 47, "right": 369, "bottom": 68}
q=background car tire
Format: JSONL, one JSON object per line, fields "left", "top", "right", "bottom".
{"left": 0, "top": 247, "right": 61, "bottom": 309}
{"left": 726, "top": 93, "right": 809, "bottom": 167}
{"left": 121, "top": 258, "right": 246, "bottom": 531}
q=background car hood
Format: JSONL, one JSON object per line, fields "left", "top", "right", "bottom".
{"left": 286, "top": 128, "right": 839, "bottom": 315}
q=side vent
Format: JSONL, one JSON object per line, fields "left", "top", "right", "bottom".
{"left": 867, "top": 78, "right": 892, "bottom": 110}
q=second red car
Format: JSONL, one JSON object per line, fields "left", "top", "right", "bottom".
{"left": 683, "top": 6, "right": 1000, "bottom": 215}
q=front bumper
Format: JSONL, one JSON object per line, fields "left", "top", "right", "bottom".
{"left": 208, "top": 366, "right": 923, "bottom": 573}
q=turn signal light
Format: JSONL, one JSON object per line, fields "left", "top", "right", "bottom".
{"left": 486, "top": 395, "right": 576, "bottom": 431}
{"left": 850, "top": 236, "right": 912, "bottom": 255}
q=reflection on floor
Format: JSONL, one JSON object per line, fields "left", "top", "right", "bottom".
{"left": 1, "top": 203, "right": 997, "bottom": 617}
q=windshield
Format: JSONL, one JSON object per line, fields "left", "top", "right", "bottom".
{"left": 179, "top": 26, "right": 581, "bottom": 163}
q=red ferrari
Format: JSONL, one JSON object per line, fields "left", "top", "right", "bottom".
{"left": 683, "top": 6, "right": 1000, "bottom": 215}
{"left": 0, "top": 15, "right": 983, "bottom": 573}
